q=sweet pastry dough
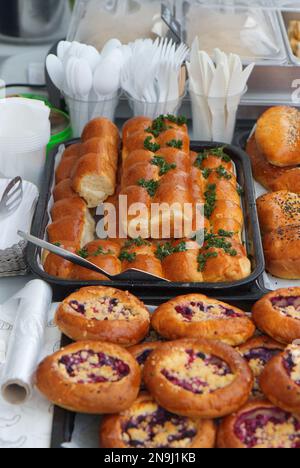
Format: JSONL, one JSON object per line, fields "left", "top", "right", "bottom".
{"left": 238, "top": 336, "right": 284, "bottom": 399}
{"left": 151, "top": 294, "right": 255, "bottom": 346}
{"left": 252, "top": 288, "right": 300, "bottom": 344}
{"left": 260, "top": 343, "right": 300, "bottom": 414}
{"left": 47, "top": 214, "right": 95, "bottom": 248}
{"left": 51, "top": 197, "right": 93, "bottom": 224}
{"left": 55, "top": 286, "right": 150, "bottom": 346}
{"left": 36, "top": 341, "right": 141, "bottom": 414}
{"left": 257, "top": 191, "right": 300, "bottom": 234}
{"left": 217, "top": 400, "right": 300, "bottom": 449}
{"left": 129, "top": 341, "right": 162, "bottom": 389}
{"left": 143, "top": 339, "right": 253, "bottom": 419}
{"left": 100, "top": 393, "right": 217, "bottom": 449}
{"left": 43, "top": 241, "right": 78, "bottom": 279}
{"left": 255, "top": 106, "right": 300, "bottom": 167}
{"left": 53, "top": 179, "right": 78, "bottom": 202}
{"left": 262, "top": 226, "right": 300, "bottom": 280}
{"left": 81, "top": 117, "right": 120, "bottom": 151}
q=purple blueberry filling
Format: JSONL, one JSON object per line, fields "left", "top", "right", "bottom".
{"left": 122, "top": 407, "right": 197, "bottom": 448}
{"left": 68, "top": 297, "right": 133, "bottom": 321}
{"left": 244, "top": 347, "right": 282, "bottom": 366}
{"left": 234, "top": 408, "right": 300, "bottom": 448}
{"left": 271, "top": 296, "right": 300, "bottom": 309}
{"left": 58, "top": 350, "right": 130, "bottom": 384}
{"left": 283, "top": 352, "right": 300, "bottom": 386}
{"left": 137, "top": 349, "right": 153, "bottom": 366}
{"left": 175, "top": 302, "right": 241, "bottom": 322}
{"left": 69, "top": 300, "right": 86, "bottom": 315}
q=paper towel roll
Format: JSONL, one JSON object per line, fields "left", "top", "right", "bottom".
{"left": 0, "top": 280, "right": 53, "bottom": 405}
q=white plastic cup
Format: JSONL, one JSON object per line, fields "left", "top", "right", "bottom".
{"left": 0, "top": 98, "right": 51, "bottom": 189}
{"left": 126, "top": 92, "right": 186, "bottom": 120}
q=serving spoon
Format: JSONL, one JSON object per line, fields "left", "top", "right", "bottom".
{"left": 18, "top": 231, "right": 169, "bottom": 283}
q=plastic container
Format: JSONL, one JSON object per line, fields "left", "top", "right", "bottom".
{"left": 278, "top": 8, "right": 300, "bottom": 65}
{"left": 126, "top": 91, "right": 186, "bottom": 120}
{"left": 0, "top": 98, "right": 51, "bottom": 189}
{"left": 27, "top": 138, "right": 265, "bottom": 301}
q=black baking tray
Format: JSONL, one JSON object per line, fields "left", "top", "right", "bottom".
{"left": 28, "top": 139, "right": 265, "bottom": 300}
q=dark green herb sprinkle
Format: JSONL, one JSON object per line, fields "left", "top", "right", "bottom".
{"left": 91, "top": 247, "right": 113, "bottom": 257}
{"left": 166, "top": 139, "right": 183, "bottom": 149}
{"left": 166, "top": 115, "right": 187, "bottom": 125}
{"left": 119, "top": 251, "right": 137, "bottom": 263}
{"left": 124, "top": 237, "right": 151, "bottom": 249}
{"left": 151, "top": 155, "right": 177, "bottom": 176}
{"left": 53, "top": 242, "right": 61, "bottom": 247}
{"left": 216, "top": 165, "right": 232, "bottom": 180}
{"left": 217, "top": 230, "right": 234, "bottom": 238}
{"left": 155, "top": 241, "right": 187, "bottom": 261}
{"left": 237, "top": 186, "right": 244, "bottom": 196}
{"left": 137, "top": 179, "right": 160, "bottom": 197}
{"left": 194, "top": 152, "right": 208, "bottom": 169}
{"left": 198, "top": 252, "right": 218, "bottom": 272}
{"left": 144, "top": 136, "right": 160, "bottom": 152}
{"left": 204, "top": 184, "right": 217, "bottom": 219}
{"left": 145, "top": 115, "right": 187, "bottom": 137}
{"left": 202, "top": 168, "right": 212, "bottom": 179}
{"left": 207, "top": 146, "right": 231, "bottom": 162}
{"left": 77, "top": 248, "right": 89, "bottom": 259}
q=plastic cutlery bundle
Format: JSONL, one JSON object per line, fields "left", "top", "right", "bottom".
{"left": 187, "top": 37, "right": 255, "bottom": 143}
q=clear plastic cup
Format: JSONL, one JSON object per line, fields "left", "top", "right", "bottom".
{"left": 126, "top": 92, "right": 186, "bottom": 120}
{"left": 63, "top": 91, "right": 121, "bottom": 138}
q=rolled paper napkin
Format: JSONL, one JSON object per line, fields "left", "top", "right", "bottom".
{"left": 0, "top": 280, "right": 52, "bottom": 405}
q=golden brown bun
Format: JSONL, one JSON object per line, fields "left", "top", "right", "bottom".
{"left": 263, "top": 226, "right": 300, "bottom": 279}
{"left": 260, "top": 344, "right": 300, "bottom": 414}
{"left": 122, "top": 117, "right": 153, "bottom": 142}
{"left": 144, "top": 339, "right": 253, "bottom": 419}
{"left": 72, "top": 255, "right": 121, "bottom": 281}
{"left": 272, "top": 168, "right": 300, "bottom": 194}
{"left": 256, "top": 106, "right": 300, "bottom": 167}
{"left": 47, "top": 214, "right": 94, "bottom": 247}
{"left": 55, "top": 286, "right": 150, "bottom": 346}
{"left": 210, "top": 200, "right": 243, "bottom": 227}
{"left": 80, "top": 137, "right": 118, "bottom": 168}
{"left": 100, "top": 393, "right": 217, "bottom": 449}
{"left": 257, "top": 191, "right": 300, "bottom": 234}
{"left": 85, "top": 239, "right": 121, "bottom": 257}
{"left": 122, "top": 150, "right": 154, "bottom": 173}
{"left": 162, "top": 248, "right": 204, "bottom": 283}
{"left": 252, "top": 288, "right": 300, "bottom": 344}
{"left": 53, "top": 179, "right": 78, "bottom": 202}
{"left": 122, "top": 255, "right": 164, "bottom": 279}
{"left": 121, "top": 162, "right": 159, "bottom": 188}
{"left": 61, "top": 143, "right": 82, "bottom": 159}
{"left": 157, "top": 129, "right": 190, "bottom": 154}
{"left": 36, "top": 341, "right": 141, "bottom": 414}
{"left": 51, "top": 197, "right": 89, "bottom": 223}
{"left": 151, "top": 294, "right": 255, "bottom": 346}
{"left": 43, "top": 241, "right": 78, "bottom": 279}
{"left": 81, "top": 117, "right": 120, "bottom": 148}
{"left": 246, "top": 135, "right": 293, "bottom": 191}
{"left": 217, "top": 400, "right": 300, "bottom": 448}
{"left": 55, "top": 153, "right": 80, "bottom": 183}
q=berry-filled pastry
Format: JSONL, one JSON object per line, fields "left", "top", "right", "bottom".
{"left": 217, "top": 400, "right": 300, "bottom": 449}
{"left": 260, "top": 343, "right": 300, "bottom": 414}
{"left": 151, "top": 294, "right": 255, "bottom": 346}
{"left": 36, "top": 341, "right": 141, "bottom": 414}
{"left": 238, "top": 337, "right": 284, "bottom": 399}
{"left": 143, "top": 339, "right": 253, "bottom": 419}
{"left": 252, "top": 288, "right": 300, "bottom": 344}
{"left": 129, "top": 342, "right": 162, "bottom": 390}
{"left": 55, "top": 287, "right": 150, "bottom": 347}
{"left": 100, "top": 393, "right": 216, "bottom": 449}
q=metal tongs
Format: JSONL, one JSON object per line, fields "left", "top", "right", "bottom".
{"left": 18, "top": 231, "right": 169, "bottom": 283}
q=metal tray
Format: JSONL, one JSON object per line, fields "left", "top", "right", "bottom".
{"left": 27, "top": 140, "right": 265, "bottom": 300}
{"left": 279, "top": 9, "right": 300, "bottom": 65}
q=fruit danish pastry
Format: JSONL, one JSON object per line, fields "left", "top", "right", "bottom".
{"left": 100, "top": 393, "right": 217, "bottom": 449}
{"left": 143, "top": 339, "right": 253, "bottom": 419}
{"left": 217, "top": 400, "right": 300, "bottom": 449}
{"left": 36, "top": 341, "right": 141, "bottom": 414}
{"left": 151, "top": 294, "right": 255, "bottom": 346}
{"left": 55, "top": 286, "right": 150, "bottom": 346}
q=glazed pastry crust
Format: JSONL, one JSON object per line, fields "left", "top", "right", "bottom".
{"left": 143, "top": 339, "right": 253, "bottom": 419}
{"left": 55, "top": 286, "right": 150, "bottom": 346}
{"left": 151, "top": 294, "right": 255, "bottom": 346}
{"left": 99, "top": 393, "right": 217, "bottom": 449}
{"left": 252, "top": 288, "right": 300, "bottom": 344}
{"left": 260, "top": 347, "right": 300, "bottom": 414}
{"left": 257, "top": 191, "right": 300, "bottom": 234}
{"left": 36, "top": 341, "right": 141, "bottom": 414}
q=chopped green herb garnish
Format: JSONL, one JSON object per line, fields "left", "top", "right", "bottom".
{"left": 77, "top": 248, "right": 89, "bottom": 259}
{"left": 166, "top": 115, "right": 187, "bottom": 126}
{"left": 119, "top": 251, "right": 137, "bottom": 263}
{"left": 207, "top": 146, "right": 231, "bottom": 162}
{"left": 237, "top": 186, "right": 244, "bottom": 196}
{"left": 144, "top": 136, "right": 160, "bottom": 152}
{"left": 194, "top": 152, "right": 208, "bottom": 169}
{"left": 138, "top": 178, "right": 160, "bottom": 197}
{"left": 166, "top": 139, "right": 183, "bottom": 149}
{"left": 53, "top": 242, "right": 61, "bottom": 247}
{"left": 91, "top": 247, "right": 113, "bottom": 257}
{"left": 145, "top": 115, "right": 187, "bottom": 137}
{"left": 216, "top": 165, "right": 232, "bottom": 180}
{"left": 124, "top": 237, "right": 151, "bottom": 249}
{"left": 204, "top": 184, "right": 217, "bottom": 219}
{"left": 155, "top": 241, "right": 187, "bottom": 261}
{"left": 151, "top": 155, "right": 177, "bottom": 176}
{"left": 197, "top": 252, "right": 218, "bottom": 272}
{"left": 217, "top": 230, "right": 234, "bottom": 238}
{"left": 202, "top": 168, "right": 212, "bottom": 179}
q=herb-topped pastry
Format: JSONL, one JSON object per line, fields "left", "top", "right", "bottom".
{"left": 100, "top": 393, "right": 216, "bottom": 449}
{"left": 260, "top": 343, "right": 300, "bottom": 414}
{"left": 238, "top": 337, "right": 284, "bottom": 399}
{"left": 55, "top": 286, "right": 150, "bottom": 346}
{"left": 36, "top": 341, "right": 141, "bottom": 414}
{"left": 252, "top": 288, "right": 300, "bottom": 344}
{"left": 143, "top": 339, "right": 253, "bottom": 419}
{"left": 151, "top": 294, "right": 255, "bottom": 346}
{"left": 217, "top": 400, "right": 300, "bottom": 449}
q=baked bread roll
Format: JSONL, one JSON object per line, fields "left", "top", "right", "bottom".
{"left": 82, "top": 117, "right": 120, "bottom": 150}
{"left": 273, "top": 168, "right": 300, "bottom": 193}
{"left": 129, "top": 342, "right": 162, "bottom": 390}
{"left": 122, "top": 117, "right": 153, "bottom": 143}
{"left": 55, "top": 286, "right": 150, "bottom": 346}
{"left": 151, "top": 294, "right": 255, "bottom": 346}
{"left": 47, "top": 214, "right": 95, "bottom": 247}
{"left": 55, "top": 152, "right": 81, "bottom": 183}
{"left": 72, "top": 255, "right": 120, "bottom": 281}
{"left": 255, "top": 106, "right": 300, "bottom": 167}
{"left": 100, "top": 393, "right": 217, "bottom": 449}
{"left": 260, "top": 343, "right": 300, "bottom": 414}
{"left": 252, "top": 288, "right": 300, "bottom": 344}
{"left": 262, "top": 225, "right": 300, "bottom": 279}
{"left": 36, "top": 341, "right": 141, "bottom": 414}
{"left": 51, "top": 197, "right": 92, "bottom": 223}
{"left": 53, "top": 179, "right": 78, "bottom": 202}
{"left": 238, "top": 336, "right": 284, "bottom": 399}
{"left": 217, "top": 400, "right": 300, "bottom": 448}
{"left": 257, "top": 191, "right": 300, "bottom": 234}
{"left": 161, "top": 242, "right": 204, "bottom": 283}
{"left": 43, "top": 241, "right": 78, "bottom": 279}
{"left": 144, "top": 339, "right": 253, "bottom": 419}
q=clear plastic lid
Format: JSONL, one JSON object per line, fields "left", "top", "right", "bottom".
{"left": 180, "top": 1, "right": 300, "bottom": 10}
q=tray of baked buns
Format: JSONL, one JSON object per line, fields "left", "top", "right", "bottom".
{"left": 33, "top": 285, "right": 300, "bottom": 449}
{"left": 27, "top": 115, "right": 265, "bottom": 299}
{"left": 234, "top": 105, "right": 300, "bottom": 293}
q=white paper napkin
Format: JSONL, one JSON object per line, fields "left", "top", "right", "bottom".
{"left": 0, "top": 179, "right": 39, "bottom": 250}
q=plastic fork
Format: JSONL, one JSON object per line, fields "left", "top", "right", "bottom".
{"left": 0, "top": 177, "right": 23, "bottom": 220}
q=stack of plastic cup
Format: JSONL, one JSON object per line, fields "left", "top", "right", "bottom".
{"left": 0, "top": 98, "right": 51, "bottom": 189}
